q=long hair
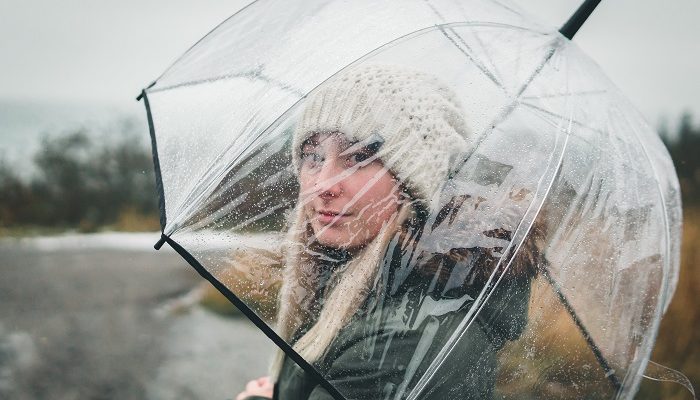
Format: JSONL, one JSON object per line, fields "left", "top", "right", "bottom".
{"left": 270, "top": 199, "right": 415, "bottom": 377}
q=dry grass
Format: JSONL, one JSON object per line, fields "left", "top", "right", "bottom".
{"left": 497, "top": 279, "right": 616, "bottom": 399}
{"left": 496, "top": 208, "right": 699, "bottom": 399}
{"left": 112, "top": 207, "right": 161, "bottom": 232}
{"left": 498, "top": 207, "right": 699, "bottom": 398}
{"left": 636, "top": 207, "right": 700, "bottom": 399}
{"left": 199, "top": 246, "right": 283, "bottom": 322}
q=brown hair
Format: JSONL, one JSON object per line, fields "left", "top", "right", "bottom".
{"left": 408, "top": 194, "right": 544, "bottom": 288}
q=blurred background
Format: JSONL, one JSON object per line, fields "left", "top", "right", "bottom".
{"left": 0, "top": 0, "right": 697, "bottom": 398}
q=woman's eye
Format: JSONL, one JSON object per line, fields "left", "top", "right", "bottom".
{"left": 347, "top": 152, "right": 371, "bottom": 166}
{"left": 301, "top": 152, "right": 323, "bottom": 168}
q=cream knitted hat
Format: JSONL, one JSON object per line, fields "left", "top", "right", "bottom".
{"left": 292, "top": 64, "right": 473, "bottom": 203}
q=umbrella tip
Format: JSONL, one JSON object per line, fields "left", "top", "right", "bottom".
{"left": 136, "top": 81, "right": 158, "bottom": 102}
{"left": 559, "top": 0, "right": 603, "bottom": 40}
{"left": 154, "top": 234, "right": 167, "bottom": 250}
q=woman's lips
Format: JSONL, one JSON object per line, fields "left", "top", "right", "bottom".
{"left": 316, "top": 210, "right": 351, "bottom": 225}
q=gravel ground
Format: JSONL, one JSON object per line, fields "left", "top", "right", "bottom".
{"left": 0, "top": 234, "right": 275, "bottom": 400}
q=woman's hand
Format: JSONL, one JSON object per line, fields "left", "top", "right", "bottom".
{"left": 235, "top": 376, "right": 274, "bottom": 400}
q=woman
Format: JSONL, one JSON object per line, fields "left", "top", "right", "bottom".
{"left": 236, "top": 64, "right": 539, "bottom": 400}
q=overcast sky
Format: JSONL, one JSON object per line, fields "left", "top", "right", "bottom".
{"left": 0, "top": 0, "right": 698, "bottom": 126}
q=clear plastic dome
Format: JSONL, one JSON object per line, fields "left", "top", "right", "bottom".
{"left": 141, "top": 1, "right": 682, "bottom": 399}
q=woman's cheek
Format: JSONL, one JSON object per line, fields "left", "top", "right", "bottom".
{"left": 351, "top": 217, "right": 377, "bottom": 245}
{"left": 302, "top": 204, "right": 314, "bottom": 225}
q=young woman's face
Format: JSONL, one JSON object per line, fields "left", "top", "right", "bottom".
{"left": 298, "top": 132, "right": 402, "bottom": 250}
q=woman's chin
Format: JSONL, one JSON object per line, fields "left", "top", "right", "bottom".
{"left": 311, "top": 221, "right": 374, "bottom": 250}
{"left": 314, "top": 232, "right": 373, "bottom": 252}
{"left": 314, "top": 234, "right": 351, "bottom": 249}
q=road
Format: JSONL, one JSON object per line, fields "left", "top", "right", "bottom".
{"left": 0, "top": 233, "right": 275, "bottom": 400}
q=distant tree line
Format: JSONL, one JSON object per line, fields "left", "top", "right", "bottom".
{"left": 0, "top": 120, "right": 159, "bottom": 232}
{"left": 660, "top": 112, "right": 700, "bottom": 205}
{"left": 0, "top": 113, "right": 698, "bottom": 233}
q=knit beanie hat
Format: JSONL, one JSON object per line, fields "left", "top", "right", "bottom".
{"left": 292, "top": 64, "right": 473, "bottom": 203}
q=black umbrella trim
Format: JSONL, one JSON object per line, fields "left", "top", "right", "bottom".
{"left": 158, "top": 233, "right": 347, "bottom": 400}
{"left": 139, "top": 88, "right": 167, "bottom": 231}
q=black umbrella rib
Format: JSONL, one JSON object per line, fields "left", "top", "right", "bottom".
{"left": 156, "top": 233, "right": 347, "bottom": 400}
{"left": 540, "top": 265, "right": 623, "bottom": 391}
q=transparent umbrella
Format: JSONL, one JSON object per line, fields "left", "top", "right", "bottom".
{"left": 138, "top": 0, "right": 683, "bottom": 399}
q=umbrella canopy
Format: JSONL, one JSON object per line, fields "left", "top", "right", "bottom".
{"left": 139, "top": 1, "right": 681, "bottom": 398}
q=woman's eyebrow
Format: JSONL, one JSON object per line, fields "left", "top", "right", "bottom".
{"left": 300, "top": 139, "right": 319, "bottom": 150}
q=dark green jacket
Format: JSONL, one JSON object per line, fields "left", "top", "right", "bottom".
{"left": 268, "top": 270, "right": 532, "bottom": 400}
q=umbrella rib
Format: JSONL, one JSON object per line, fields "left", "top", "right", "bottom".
{"left": 540, "top": 265, "right": 623, "bottom": 391}
{"left": 158, "top": 234, "right": 348, "bottom": 400}
{"left": 447, "top": 41, "right": 559, "bottom": 179}
{"left": 517, "top": 102, "right": 660, "bottom": 176}
{"left": 423, "top": 1, "right": 503, "bottom": 87}
{"left": 468, "top": 27, "right": 505, "bottom": 86}
{"left": 521, "top": 89, "right": 607, "bottom": 100}
{"left": 443, "top": 33, "right": 625, "bottom": 394}
{"left": 615, "top": 103, "right": 678, "bottom": 388}
{"left": 148, "top": 70, "right": 306, "bottom": 98}
{"left": 168, "top": 123, "right": 266, "bottom": 231}
{"left": 170, "top": 130, "right": 284, "bottom": 235}
{"left": 519, "top": 100, "right": 606, "bottom": 135}
{"left": 510, "top": 75, "right": 625, "bottom": 393}
{"left": 436, "top": 25, "right": 503, "bottom": 89}
{"left": 410, "top": 129, "right": 572, "bottom": 399}
{"left": 492, "top": 0, "right": 530, "bottom": 17}
{"left": 167, "top": 96, "right": 300, "bottom": 235}
{"left": 151, "top": 0, "right": 265, "bottom": 86}
{"left": 455, "top": 1, "right": 512, "bottom": 86}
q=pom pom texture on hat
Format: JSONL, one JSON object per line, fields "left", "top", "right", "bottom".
{"left": 293, "top": 64, "right": 473, "bottom": 202}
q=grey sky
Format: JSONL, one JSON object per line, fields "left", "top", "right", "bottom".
{"left": 0, "top": 0, "right": 698, "bottom": 125}
{"left": 0, "top": 0, "right": 248, "bottom": 106}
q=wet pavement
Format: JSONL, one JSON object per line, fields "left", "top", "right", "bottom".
{"left": 0, "top": 234, "right": 274, "bottom": 400}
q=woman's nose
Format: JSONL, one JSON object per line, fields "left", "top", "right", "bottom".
{"left": 315, "top": 158, "right": 344, "bottom": 199}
